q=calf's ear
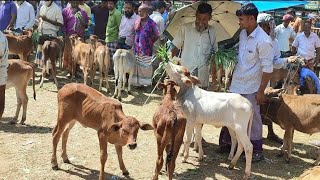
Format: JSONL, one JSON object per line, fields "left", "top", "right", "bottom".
{"left": 157, "top": 83, "right": 165, "bottom": 90}
{"left": 181, "top": 77, "right": 193, "bottom": 87}
{"left": 174, "top": 85, "right": 180, "bottom": 94}
{"left": 107, "top": 123, "right": 121, "bottom": 132}
{"left": 139, "top": 123, "right": 154, "bottom": 130}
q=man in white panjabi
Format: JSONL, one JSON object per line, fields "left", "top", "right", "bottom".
{"left": 35, "top": 0, "right": 63, "bottom": 66}
{"left": 0, "top": 31, "right": 9, "bottom": 120}
{"left": 171, "top": 3, "right": 217, "bottom": 89}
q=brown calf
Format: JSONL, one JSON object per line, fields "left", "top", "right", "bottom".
{"left": 152, "top": 80, "right": 186, "bottom": 180}
{"left": 39, "top": 40, "right": 60, "bottom": 89}
{"left": 90, "top": 35, "right": 110, "bottom": 91}
{"left": 261, "top": 94, "right": 320, "bottom": 164}
{"left": 298, "top": 166, "right": 320, "bottom": 180}
{"left": 51, "top": 83, "right": 153, "bottom": 180}
{"left": 69, "top": 34, "right": 96, "bottom": 85}
{"left": 6, "top": 59, "right": 36, "bottom": 124}
{"left": 5, "top": 30, "right": 33, "bottom": 61}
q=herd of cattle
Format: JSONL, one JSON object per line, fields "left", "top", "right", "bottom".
{"left": 3, "top": 31, "right": 320, "bottom": 180}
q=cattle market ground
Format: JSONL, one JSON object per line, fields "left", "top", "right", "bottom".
{"left": 1, "top": 68, "right": 320, "bottom": 180}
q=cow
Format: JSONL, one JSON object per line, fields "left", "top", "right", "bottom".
{"left": 89, "top": 35, "right": 110, "bottom": 92}
{"left": 261, "top": 93, "right": 320, "bottom": 165}
{"left": 6, "top": 59, "right": 36, "bottom": 125}
{"left": 51, "top": 83, "right": 153, "bottom": 180}
{"left": 113, "top": 49, "right": 135, "bottom": 101}
{"left": 299, "top": 166, "right": 320, "bottom": 180}
{"left": 69, "top": 34, "right": 96, "bottom": 85}
{"left": 5, "top": 30, "right": 33, "bottom": 61}
{"left": 164, "top": 61, "right": 253, "bottom": 179}
{"left": 152, "top": 80, "right": 186, "bottom": 180}
{"left": 39, "top": 40, "right": 60, "bottom": 89}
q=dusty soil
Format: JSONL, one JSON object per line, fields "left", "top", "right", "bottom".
{"left": 1, "top": 68, "right": 320, "bottom": 180}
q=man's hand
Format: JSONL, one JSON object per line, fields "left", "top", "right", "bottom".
{"left": 40, "top": 15, "right": 48, "bottom": 22}
{"left": 255, "top": 91, "right": 267, "bottom": 105}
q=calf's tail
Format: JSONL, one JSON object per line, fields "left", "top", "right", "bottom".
{"left": 247, "top": 107, "right": 253, "bottom": 139}
{"left": 165, "top": 113, "right": 177, "bottom": 170}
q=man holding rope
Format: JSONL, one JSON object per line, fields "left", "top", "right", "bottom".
{"left": 170, "top": 3, "right": 217, "bottom": 90}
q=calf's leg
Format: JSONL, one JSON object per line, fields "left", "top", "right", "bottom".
{"left": 313, "top": 149, "right": 320, "bottom": 166}
{"left": 115, "top": 145, "right": 129, "bottom": 175}
{"left": 11, "top": 90, "right": 22, "bottom": 124}
{"left": 228, "top": 128, "right": 237, "bottom": 161}
{"left": 194, "top": 123, "right": 204, "bottom": 161}
{"left": 98, "top": 131, "right": 108, "bottom": 180}
{"left": 183, "top": 123, "right": 194, "bottom": 162}
{"left": 19, "top": 86, "right": 28, "bottom": 125}
{"left": 61, "top": 120, "right": 76, "bottom": 163}
{"left": 153, "top": 134, "right": 165, "bottom": 180}
{"left": 0, "top": 85, "right": 5, "bottom": 120}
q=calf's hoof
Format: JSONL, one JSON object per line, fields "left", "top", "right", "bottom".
{"left": 243, "top": 174, "right": 250, "bottom": 180}
{"left": 122, "top": 170, "right": 129, "bottom": 176}
{"left": 128, "top": 91, "right": 132, "bottom": 95}
{"left": 63, "top": 159, "right": 71, "bottom": 164}
{"left": 228, "top": 163, "right": 235, "bottom": 169}
{"left": 117, "top": 97, "right": 122, "bottom": 101}
{"left": 52, "top": 165, "right": 59, "bottom": 170}
{"left": 19, "top": 121, "right": 26, "bottom": 125}
{"left": 285, "top": 158, "right": 290, "bottom": 163}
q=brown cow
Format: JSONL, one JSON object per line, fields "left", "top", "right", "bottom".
{"left": 152, "top": 80, "right": 186, "bottom": 180}
{"left": 261, "top": 94, "right": 320, "bottom": 165}
{"left": 39, "top": 40, "right": 60, "bottom": 89}
{"left": 5, "top": 30, "right": 33, "bottom": 61}
{"left": 51, "top": 83, "right": 153, "bottom": 180}
{"left": 89, "top": 35, "right": 110, "bottom": 91}
{"left": 298, "top": 166, "right": 320, "bottom": 180}
{"left": 69, "top": 34, "right": 96, "bottom": 85}
{"left": 6, "top": 59, "right": 36, "bottom": 124}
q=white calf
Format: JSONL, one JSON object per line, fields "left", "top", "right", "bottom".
{"left": 164, "top": 62, "right": 253, "bottom": 179}
{"left": 112, "top": 49, "right": 135, "bottom": 101}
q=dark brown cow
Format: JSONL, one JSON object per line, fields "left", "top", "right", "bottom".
{"left": 261, "top": 94, "right": 320, "bottom": 165}
{"left": 39, "top": 40, "right": 60, "bottom": 89}
{"left": 6, "top": 59, "right": 36, "bottom": 124}
{"left": 152, "top": 80, "right": 186, "bottom": 180}
{"left": 5, "top": 30, "right": 33, "bottom": 61}
{"left": 51, "top": 83, "right": 153, "bottom": 180}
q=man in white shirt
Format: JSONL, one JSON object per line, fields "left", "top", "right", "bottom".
{"left": 0, "top": 31, "right": 8, "bottom": 120}
{"left": 292, "top": 20, "right": 320, "bottom": 71}
{"left": 14, "top": 1, "right": 35, "bottom": 30}
{"left": 219, "top": 3, "right": 273, "bottom": 162}
{"left": 275, "top": 14, "right": 296, "bottom": 58}
{"left": 118, "top": 1, "right": 138, "bottom": 50}
{"left": 171, "top": 3, "right": 217, "bottom": 89}
{"left": 150, "top": 1, "right": 165, "bottom": 36}
{"left": 35, "top": 0, "right": 63, "bottom": 66}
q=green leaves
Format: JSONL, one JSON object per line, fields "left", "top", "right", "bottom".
{"left": 214, "top": 48, "right": 237, "bottom": 70}
{"left": 152, "top": 45, "right": 171, "bottom": 80}
{"left": 31, "top": 31, "right": 41, "bottom": 44}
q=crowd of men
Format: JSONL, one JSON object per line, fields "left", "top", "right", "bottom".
{"left": 0, "top": 0, "right": 172, "bottom": 84}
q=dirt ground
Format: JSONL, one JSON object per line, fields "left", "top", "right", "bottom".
{"left": 1, "top": 68, "right": 320, "bottom": 180}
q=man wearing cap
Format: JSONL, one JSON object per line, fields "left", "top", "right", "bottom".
{"left": 275, "top": 14, "right": 296, "bottom": 58}
{"left": 219, "top": 3, "right": 273, "bottom": 162}
{"left": 292, "top": 20, "right": 320, "bottom": 71}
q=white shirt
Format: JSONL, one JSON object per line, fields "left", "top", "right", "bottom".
{"left": 150, "top": 11, "right": 165, "bottom": 35}
{"left": 15, "top": 1, "right": 35, "bottom": 30}
{"left": 119, "top": 13, "right": 139, "bottom": 47}
{"left": 0, "top": 31, "right": 8, "bottom": 86}
{"left": 39, "top": 2, "right": 63, "bottom": 37}
{"left": 275, "top": 24, "right": 296, "bottom": 52}
{"left": 292, "top": 32, "right": 320, "bottom": 60}
{"left": 172, "top": 22, "right": 218, "bottom": 88}
{"left": 272, "top": 38, "right": 287, "bottom": 69}
{"left": 230, "top": 26, "right": 273, "bottom": 94}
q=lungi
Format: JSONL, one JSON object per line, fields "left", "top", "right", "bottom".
{"left": 131, "top": 56, "right": 153, "bottom": 86}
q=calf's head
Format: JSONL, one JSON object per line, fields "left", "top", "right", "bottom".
{"left": 158, "top": 79, "right": 180, "bottom": 100}
{"left": 164, "top": 61, "right": 201, "bottom": 87}
{"left": 107, "top": 117, "right": 153, "bottom": 149}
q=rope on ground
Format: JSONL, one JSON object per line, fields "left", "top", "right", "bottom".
{"left": 143, "top": 71, "right": 166, "bottom": 106}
